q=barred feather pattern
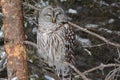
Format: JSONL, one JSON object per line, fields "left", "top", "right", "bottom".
{"left": 37, "top": 21, "right": 74, "bottom": 79}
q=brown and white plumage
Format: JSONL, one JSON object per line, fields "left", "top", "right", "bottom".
{"left": 37, "top": 5, "right": 75, "bottom": 80}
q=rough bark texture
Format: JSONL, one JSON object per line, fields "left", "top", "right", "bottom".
{"left": 0, "top": 0, "right": 1, "bottom": 7}
{"left": 1, "top": 0, "right": 28, "bottom": 80}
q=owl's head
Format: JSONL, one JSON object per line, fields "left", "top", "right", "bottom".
{"left": 39, "top": 6, "right": 67, "bottom": 24}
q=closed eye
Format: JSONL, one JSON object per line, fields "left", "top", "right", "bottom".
{"left": 56, "top": 12, "right": 63, "bottom": 17}
{"left": 44, "top": 13, "right": 52, "bottom": 17}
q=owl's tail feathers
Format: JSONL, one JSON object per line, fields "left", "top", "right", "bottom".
{"left": 55, "top": 62, "right": 73, "bottom": 80}
{"left": 61, "top": 73, "right": 72, "bottom": 80}
{"left": 65, "top": 48, "right": 76, "bottom": 65}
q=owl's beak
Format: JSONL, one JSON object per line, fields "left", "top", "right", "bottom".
{"left": 52, "top": 18, "right": 56, "bottom": 23}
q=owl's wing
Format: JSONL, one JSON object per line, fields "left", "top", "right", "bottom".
{"left": 64, "top": 23, "right": 76, "bottom": 64}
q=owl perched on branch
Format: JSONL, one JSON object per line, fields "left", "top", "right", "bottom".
{"left": 37, "top": 5, "right": 75, "bottom": 80}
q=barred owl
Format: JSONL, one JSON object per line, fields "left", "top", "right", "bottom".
{"left": 37, "top": 5, "right": 75, "bottom": 80}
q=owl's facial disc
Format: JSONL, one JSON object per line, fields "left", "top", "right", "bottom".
{"left": 54, "top": 8, "right": 67, "bottom": 23}
{"left": 40, "top": 6, "right": 67, "bottom": 24}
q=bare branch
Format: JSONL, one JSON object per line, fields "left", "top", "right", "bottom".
{"left": 23, "top": 41, "right": 37, "bottom": 48}
{"left": 0, "top": 54, "right": 7, "bottom": 71}
{"left": 68, "top": 22, "right": 120, "bottom": 48}
{"left": 24, "top": 16, "right": 39, "bottom": 27}
{"left": 83, "top": 63, "right": 120, "bottom": 75}
{"left": 105, "top": 67, "right": 120, "bottom": 80}
{"left": 65, "top": 62, "right": 92, "bottom": 80}
{"left": 82, "top": 43, "right": 106, "bottom": 48}
{"left": 23, "top": 2, "right": 40, "bottom": 11}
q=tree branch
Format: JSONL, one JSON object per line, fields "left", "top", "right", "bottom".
{"left": 23, "top": 41, "right": 37, "bottom": 48}
{"left": 82, "top": 43, "right": 106, "bottom": 48}
{"left": 83, "top": 63, "right": 120, "bottom": 75}
{"left": 23, "top": 2, "right": 40, "bottom": 11}
{"left": 65, "top": 62, "right": 91, "bottom": 80}
{"left": 68, "top": 22, "right": 120, "bottom": 48}
{"left": 0, "top": 54, "right": 7, "bottom": 72}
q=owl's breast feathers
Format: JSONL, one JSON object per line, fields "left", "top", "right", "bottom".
{"left": 37, "top": 22, "right": 75, "bottom": 79}
{"left": 37, "top": 23, "right": 75, "bottom": 63}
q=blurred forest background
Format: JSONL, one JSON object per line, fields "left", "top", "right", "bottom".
{"left": 0, "top": 0, "right": 120, "bottom": 80}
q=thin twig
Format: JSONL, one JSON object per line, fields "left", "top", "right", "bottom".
{"left": 23, "top": 2, "right": 40, "bottom": 11}
{"left": 0, "top": 46, "right": 4, "bottom": 51}
{"left": 105, "top": 67, "right": 120, "bottom": 80}
{"left": 82, "top": 43, "right": 106, "bottom": 48}
{"left": 31, "top": 0, "right": 37, "bottom": 4}
{"left": 23, "top": 41, "right": 37, "bottom": 48}
{"left": 65, "top": 62, "right": 91, "bottom": 80}
{"left": 68, "top": 22, "right": 120, "bottom": 48}
{"left": 0, "top": 54, "right": 7, "bottom": 71}
{"left": 83, "top": 63, "right": 120, "bottom": 75}
{"left": 24, "top": 16, "right": 39, "bottom": 27}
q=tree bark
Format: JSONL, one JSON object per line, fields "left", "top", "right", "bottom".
{"left": 0, "top": 0, "right": 1, "bottom": 7}
{"left": 1, "top": 0, "right": 28, "bottom": 80}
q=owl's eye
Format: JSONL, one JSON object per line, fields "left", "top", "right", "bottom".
{"left": 44, "top": 13, "right": 52, "bottom": 17}
{"left": 56, "top": 11, "right": 62, "bottom": 17}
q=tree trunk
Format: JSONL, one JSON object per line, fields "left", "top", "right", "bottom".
{"left": 1, "top": 0, "right": 28, "bottom": 80}
{"left": 0, "top": 0, "right": 1, "bottom": 7}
